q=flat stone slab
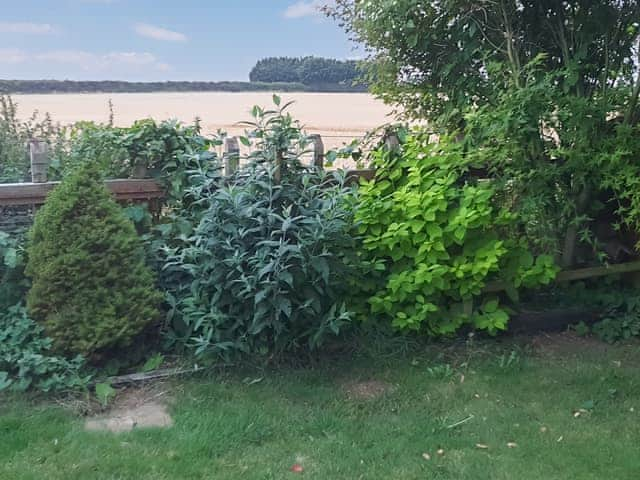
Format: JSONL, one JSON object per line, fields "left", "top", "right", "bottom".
{"left": 85, "top": 401, "right": 173, "bottom": 433}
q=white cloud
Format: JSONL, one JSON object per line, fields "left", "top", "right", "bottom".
{"left": 36, "top": 50, "right": 94, "bottom": 64}
{"left": 0, "top": 22, "right": 56, "bottom": 35}
{"left": 284, "top": 1, "right": 331, "bottom": 19}
{"left": 103, "top": 52, "right": 160, "bottom": 66}
{"left": 0, "top": 48, "right": 28, "bottom": 64}
{"left": 134, "top": 23, "right": 187, "bottom": 42}
{"left": 0, "top": 48, "right": 170, "bottom": 73}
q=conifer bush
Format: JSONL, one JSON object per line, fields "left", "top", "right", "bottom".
{"left": 25, "top": 164, "right": 162, "bottom": 358}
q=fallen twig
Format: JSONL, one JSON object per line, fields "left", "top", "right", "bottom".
{"left": 106, "top": 368, "right": 199, "bottom": 386}
{"left": 446, "top": 414, "right": 475, "bottom": 429}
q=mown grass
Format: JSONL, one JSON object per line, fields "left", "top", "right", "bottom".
{"left": 1, "top": 335, "right": 639, "bottom": 479}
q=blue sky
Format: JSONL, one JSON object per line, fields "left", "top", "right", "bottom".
{"left": 0, "top": 1, "right": 358, "bottom": 81}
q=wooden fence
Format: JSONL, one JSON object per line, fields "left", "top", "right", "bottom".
{"left": 0, "top": 178, "right": 164, "bottom": 206}
{"left": 0, "top": 136, "right": 375, "bottom": 207}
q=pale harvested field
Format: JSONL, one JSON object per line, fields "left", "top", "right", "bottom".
{"left": 12, "top": 92, "right": 395, "bottom": 152}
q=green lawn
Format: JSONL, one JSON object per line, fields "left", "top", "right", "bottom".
{"left": 2, "top": 334, "right": 640, "bottom": 479}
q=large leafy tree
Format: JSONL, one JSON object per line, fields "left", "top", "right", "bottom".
{"left": 329, "top": 1, "right": 640, "bottom": 267}
{"left": 329, "top": 1, "right": 640, "bottom": 124}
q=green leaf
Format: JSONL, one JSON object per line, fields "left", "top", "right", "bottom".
{"left": 280, "top": 271, "right": 294, "bottom": 287}
{"left": 272, "top": 94, "right": 281, "bottom": 107}
{"left": 3, "top": 248, "right": 18, "bottom": 268}
{"left": 124, "top": 205, "right": 146, "bottom": 224}
{"left": 141, "top": 353, "right": 164, "bottom": 373}
{"left": 95, "top": 382, "right": 116, "bottom": 407}
{"left": 311, "top": 257, "right": 330, "bottom": 284}
{"left": 519, "top": 251, "right": 534, "bottom": 269}
{"left": 483, "top": 299, "right": 499, "bottom": 313}
{"left": 426, "top": 224, "right": 442, "bottom": 238}
{"left": 505, "top": 284, "right": 520, "bottom": 303}
{"left": 0, "top": 372, "right": 12, "bottom": 391}
{"left": 279, "top": 298, "right": 292, "bottom": 318}
{"left": 255, "top": 289, "right": 270, "bottom": 304}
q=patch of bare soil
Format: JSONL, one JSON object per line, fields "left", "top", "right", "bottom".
{"left": 84, "top": 384, "right": 173, "bottom": 433}
{"left": 528, "top": 331, "right": 612, "bottom": 357}
{"left": 343, "top": 380, "right": 395, "bottom": 400}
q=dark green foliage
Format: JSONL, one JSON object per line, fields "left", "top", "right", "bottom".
{"left": 0, "top": 79, "right": 356, "bottom": 95}
{"left": 0, "top": 304, "right": 89, "bottom": 393}
{"left": 593, "top": 313, "right": 640, "bottom": 343}
{"left": 153, "top": 145, "right": 224, "bottom": 315}
{"left": 562, "top": 282, "right": 640, "bottom": 343}
{"left": 249, "top": 57, "right": 364, "bottom": 89}
{"left": 25, "top": 165, "right": 162, "bottom": 357}
{"left": 355, "top": 132, "right": 557, "bottom": 335}
{"left": 162, "top": 100, "right": 358, "bottom": 358}
{"left": 50, "top": 119, "right": 206, "bottom": 180}
{"left": 0, "top": 95, "right": 66, "bottom": 183}
{"left": 0, "top": 231, "right": 28, "bottom": 310}
{"left": 166, "top": 165, "right": 356, "bottom": 357}
{"left": 328, "top": 1, "right": 640, "bottom": 124}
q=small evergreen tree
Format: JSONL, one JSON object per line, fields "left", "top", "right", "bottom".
{"left": 25, "top": 165, "right": 161, "bottom": 357}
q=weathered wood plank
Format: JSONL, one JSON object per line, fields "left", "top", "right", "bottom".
{"left": 106, "top": 368, "right": 196, "bottom": 386}
{"left": 0, "top": 169, "right": 376, "bottom": 207}
{"left": 29, "top": 140, "right": 49, "bottom": 183}
{"left": 224, "top": 137, "right": 240, "bottom": 176}
{"left": 0, "top": 178, "right": 165, "bottom": 206}
{"left": 483, "top": 260, "right": 640, "bottom": 293}
{"left": 308, "top": 134, "right": 325, "bottom": 168}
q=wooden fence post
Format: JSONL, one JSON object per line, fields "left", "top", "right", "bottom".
{"left": 308, "top": 134, "right": 324, "bottom": 168}
{"left": 224, "top": 137, "right": 240, "bottom": 176}
{"left": 384, "top": 131, "right": 400, "bottom": 151}
{"left": 29, "top": 139, "right": 49, "bottom": 183}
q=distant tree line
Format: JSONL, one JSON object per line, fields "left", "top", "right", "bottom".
{"left": 0, "top": 80, "right": 310, "bottom": 94}
{"left": 0, "top": 77, "right": 365, "bottom": 95}
{"left": 249, "top": 57, "right": 365, "bottom": 90}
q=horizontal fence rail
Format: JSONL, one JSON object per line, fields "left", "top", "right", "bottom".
{"left": 483, "top": 261, "right": 640, "bottom": 293}
{"left": 0, "top": 179, "right": 164, "bottom": 206}
{"left": 0, "top": 134, "right": 376, "bottom": 207}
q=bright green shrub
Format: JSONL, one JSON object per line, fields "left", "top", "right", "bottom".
{"left": 0, "top": 304, "right": 88, "bottom": 393}
{"left": 356, "top": 132, "right": 558, "bottom": 335}
{"left": 25, "top": 165, "right": 162, "bottom": 357}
